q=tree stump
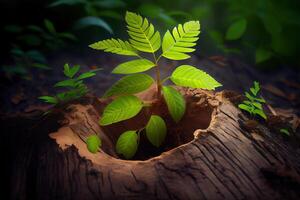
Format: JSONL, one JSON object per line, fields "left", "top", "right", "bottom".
{"left": 9, "top": 87, "right": 300, "bottom": 200}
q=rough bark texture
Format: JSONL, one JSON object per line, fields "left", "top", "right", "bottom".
{"left": 9, "top": 88, "right": 300, "bottom": 200}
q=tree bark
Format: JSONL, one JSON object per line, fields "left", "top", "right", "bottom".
{"left": 8, "top": 87, "right": 300, "bottom": 200}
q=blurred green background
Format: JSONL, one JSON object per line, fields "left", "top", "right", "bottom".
{"left": 1, "top": 0, "right": 300, "bottom": 79}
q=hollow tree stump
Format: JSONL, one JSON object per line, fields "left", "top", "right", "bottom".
{"left": 10, "top": 87, "right": 300, "bottom": 200}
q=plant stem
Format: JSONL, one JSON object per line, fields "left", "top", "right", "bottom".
{"left": 152, "top": 53, "right": 161, "bottom": 100}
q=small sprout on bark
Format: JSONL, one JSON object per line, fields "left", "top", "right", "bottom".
{"left": 39, "top": 63, "right": 101, "bottom": 105}
{"left": 238, "top": 81, "right": 267, "bottom": 120}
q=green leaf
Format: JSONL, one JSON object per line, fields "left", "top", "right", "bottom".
{"left": 125, "top": 11, "right": 161, "bottom": 53}
{"left": 162, "top": 86, "right": 186, "bottom": 122}
{"left": 116, "top": 130, "right": 138, "bottom": 159}
{"left": 170, "top": 65, "right": 222, "bottom": 90}
{"left": 44, "top": 19, "right": 56, "bottom": 34}
{"left": 238, "top": 104, "right": 252, "bottom": 113}
{"left": 86, "top": 135, "right": 102, "bottom": 153}
{"left": 99, "top": 95, "right": 143, "bottom": 126}
{"left": 77, "top": 71, "right": 96, "bottom": 80}
{"left": 162, "top": 21, "right": 200, "bottom": 60}
{"left": 243, "top": 100, "right": 252, "bottom": 106}
{"left": 89, "top": 38, "right": 138, "bottom": 56}
{"left": 280, "top": 128, "right": 290, "bottom": 136}
{"left": 54, "top": 79, "right": 76, "bottom": 87}
{"left": 112, "top": 59, "right": 155, "bottom": 74}
{"left": 255, "top": 48, "right": 272, "bottom": 64}
{"left": 104, "top": 74, "right": 154, "bottom": 97}
{"left": 250, "top": 81, "right": 260, "bottom": 96}
{"left": 39, "top": 96, "right": 58, "bottom": 104}
{"left": 63, "top": 64, "right": 80, "bottom": 78}
{"left": 253, "top": 109, "right": 267, "bottom": 120}
{"left": 146, "top": 115, "right": 167, "bottom": 147}
{"left": 245, "top": 92, "right": 266, "bottom": 103}
{"left": 225, "top": 18, "right": 247, "bottom": 40}
{"left": 74, "top": 16, "right": 113, "bottom": 34}
{"left": 252, "top": 102, "right": 262, "bottom": 110}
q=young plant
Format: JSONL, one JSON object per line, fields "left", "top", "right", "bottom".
{"left": 90, "top": 11, "right": 222, "bottom": 159}
{"left": 39, "top": 63, "right": 100, "bottom": 105}
{"left": 238, "top": 81, "right": 267, "bottom": 120}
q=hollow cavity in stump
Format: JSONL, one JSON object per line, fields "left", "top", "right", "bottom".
{"left": 50, "top": 87, "right": 218, "bottom": 161}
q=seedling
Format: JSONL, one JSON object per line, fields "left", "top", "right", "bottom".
{"left": 90, "top": 11, "right": 222, "bottom": 159}
{"left": 238, "top": 81, "right": 267, "bottom": 120}
{"left": 39, "top": 63, "right": 100, "bottom": 105}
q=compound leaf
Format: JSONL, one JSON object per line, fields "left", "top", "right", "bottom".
{"left": 170, "top": 65, "right": 222, "bottom": 90}
{"left": 146, "top": 115, "right": 167, "bottom": 147}
{"left": 162, "top": 21, "right": 200, "bottom": 60}
{"left": 116, "top": 130, "right": 138, "bottom": 159}
{"left": 112, "top": 59, "right": 155, "bottom": 74}
{"left": 86, "top": 135, "right": 102, "bottom": 153}
{"left": 126, "top": 11, "right": 161, "bottom": 53}
{"left": 99, "top": 95, "right": 143, "bottom": 125}
{"left": 104, "top": 74, "right": 154, "bottom": 97}
{"left": 162, "top": 86, "right": 186, "bottom": 122}
{"left": 89, "top": 38, "right": 138, "bottom": 56}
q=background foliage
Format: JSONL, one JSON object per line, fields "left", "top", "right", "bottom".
{"left": 1, "top": 0, "right": 300, "bottom": 78}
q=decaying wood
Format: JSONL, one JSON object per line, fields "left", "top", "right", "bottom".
{"left": 10, "top": 87, "right": 300, "bottom": 200}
